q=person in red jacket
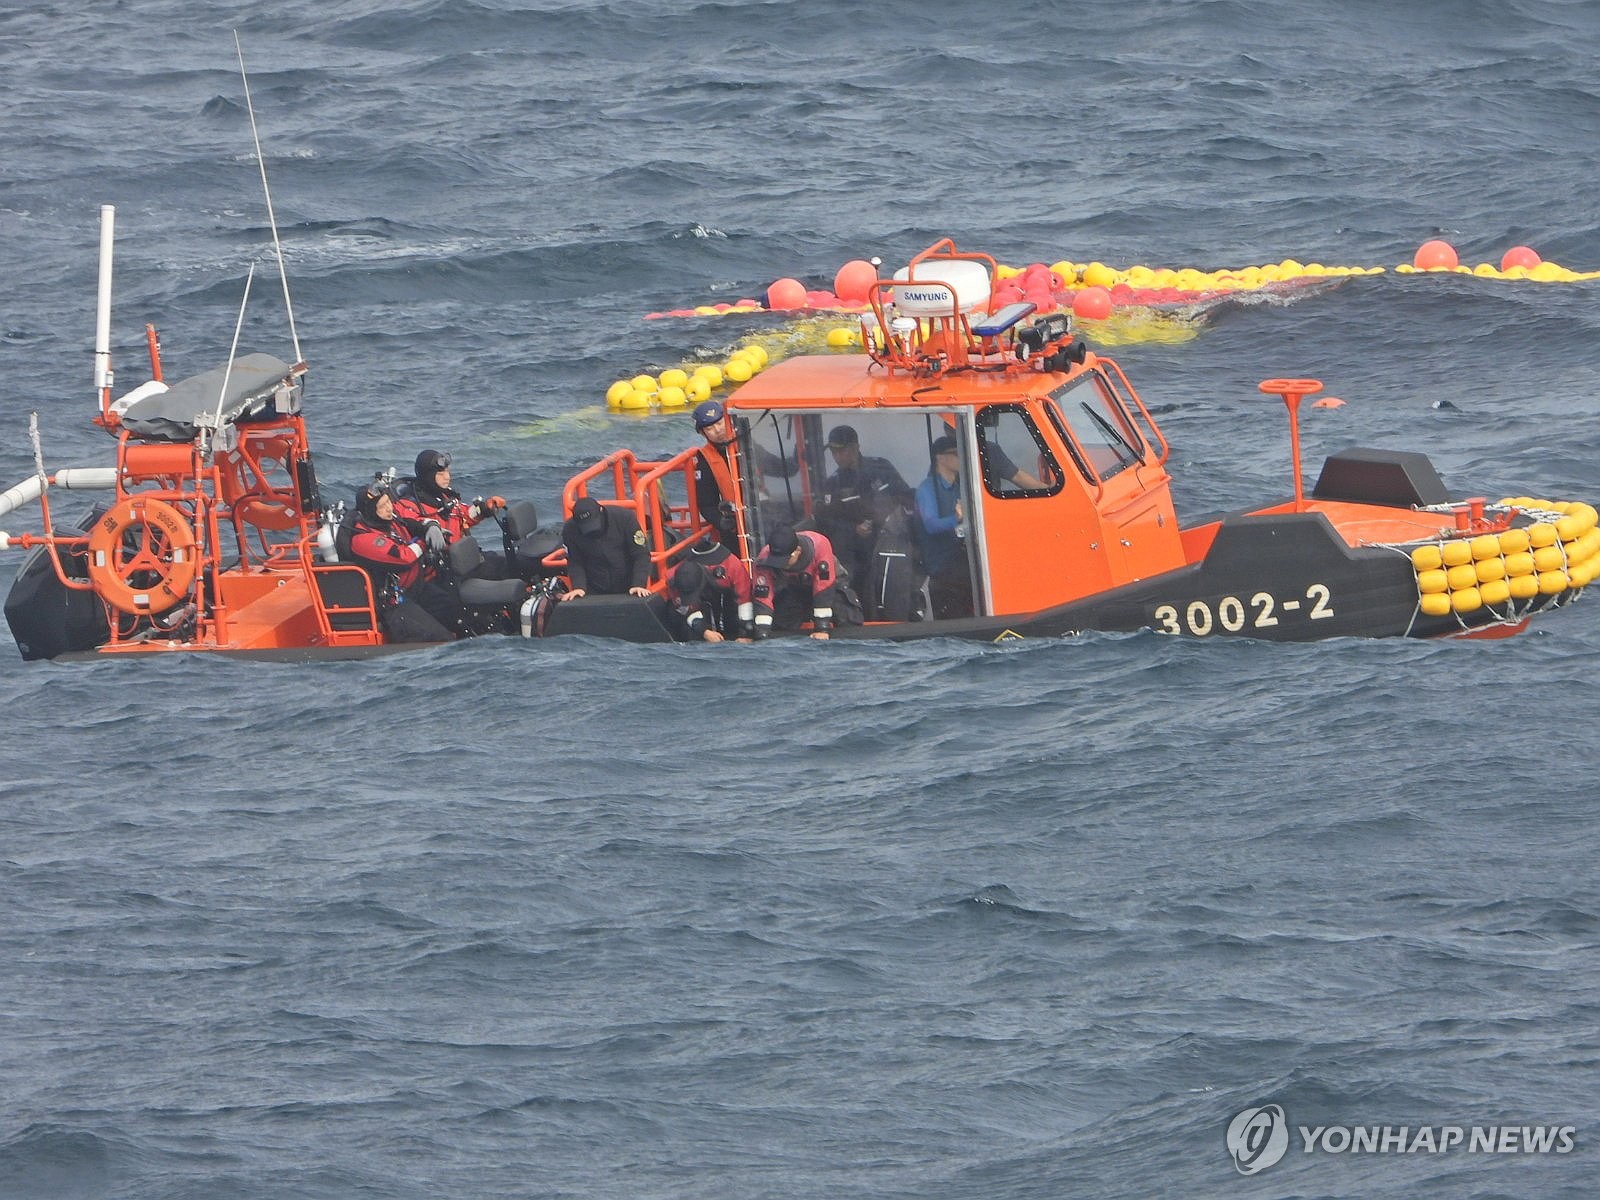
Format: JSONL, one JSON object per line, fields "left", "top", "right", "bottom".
{"left": 346, "top": 481, "right": 455, "bottom": 642}
{"left": 751, "top": 525, "right": 848, "bottom": 640}
{"left": 395, "top": 449, "right": 505, "bottom": 541}
{"left": 669, "top": 537, "right": 755, "bottom": 642}
{"left": 395, "top": 448, "right": 516, "bottom": 582}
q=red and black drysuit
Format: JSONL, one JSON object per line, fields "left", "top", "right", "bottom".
{"left": 671, "top": 541, "right": 756, "bottom": 640}
{"left": 752, "top": 530, "right": 845, "bottom": 637}
{"left": 347, "top": 514, "right": 455, "bottom": 642}
{"left": 395, "top": 482, "right": 513, "bottom": 580}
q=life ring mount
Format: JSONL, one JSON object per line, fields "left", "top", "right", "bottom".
{"left": 86, "top": 496, "right": 199, "bottom": 615}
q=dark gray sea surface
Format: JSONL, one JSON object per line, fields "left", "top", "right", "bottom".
{"left": 2, "top": 1, "right": 1597, "bottom": 1197}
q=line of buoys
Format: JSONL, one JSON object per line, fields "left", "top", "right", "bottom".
{"left": 1400, "top": 239, "right": 1600, "bottom": 281}
{"left": 1410, "top": 500, "right": 1599, "bottom": 616}
{"left": 646, "top": 239, "right": 1600, "bottom": 321}
{"left": 605, "top": 343, "right": 771, "bottom": 413}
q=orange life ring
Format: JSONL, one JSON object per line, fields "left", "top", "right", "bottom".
{"left": 86, "top": 496, "right": 199, "bottom": 615}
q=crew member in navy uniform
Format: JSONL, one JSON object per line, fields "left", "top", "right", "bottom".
{"left": 346, "top": 481, "right": 456, "bottom": 642}
{"left": 751, "top": 525, "right": 859, "bottom": 640}
{"left": 560, "top": 496, "right": 653, "bottom": 599}
{"left": 668, "top": 537, "right": 756, "bottom": 642}
{"left": 816, "top": 424, "right": 913, "bottom": 596}
{"left": 914, "top": 435, "right": 974, "bottom": 619}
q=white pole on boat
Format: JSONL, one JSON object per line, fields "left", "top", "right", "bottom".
{"left": 94, "top": 204, "right": 115, "bottom": 415}
{"left": 209, "top": 262, "right": 257, "bottom": 448}
{"left": 235, "top": 32, "right": 302, "bottom": 365}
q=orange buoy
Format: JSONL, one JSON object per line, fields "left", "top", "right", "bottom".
{"left": 1414, "top": 240, "right": 1459, "bottom": 270}
{"left": 1499, "top": 245, "right": 1541, "bottom": 271}
{"left": 1072, "top": 286, "right": 1112, "bottom": 320}
{"left": 766, "top": 278, "right": 807, "bottom": 310}
{"left": 833, "top": 259, "right": 877, "bottom": 303}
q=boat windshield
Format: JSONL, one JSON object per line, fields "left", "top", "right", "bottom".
{"left": 1045, "top": 370, "right": 1145, "bottom": 482}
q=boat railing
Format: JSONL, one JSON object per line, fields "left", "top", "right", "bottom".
{"left": 564, "top": 446, "right": 723, "bottom": 589}
{"left": 303, "top": 561, "right": 384, "bottom": 646}
{"left": 1099, "top": 357, "right": 1171, "bottom": 466}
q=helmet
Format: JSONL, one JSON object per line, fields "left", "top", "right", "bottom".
{"left": 692, "top": 400, "right": 726, "bottom": 430}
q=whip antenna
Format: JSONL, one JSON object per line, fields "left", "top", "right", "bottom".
{"left": 209, "top": 262, "right": 257, "bottom": 445}
{"left": 235, "top": 31, "right": 301, "bottom": 364}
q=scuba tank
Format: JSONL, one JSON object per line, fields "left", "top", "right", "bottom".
{"left": 316, "top": 501, "right": 345, "bottom": 563}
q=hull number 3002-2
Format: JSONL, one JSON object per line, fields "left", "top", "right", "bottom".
{"left": 1153, "top": 584, "right": 1334, "bottom": 636}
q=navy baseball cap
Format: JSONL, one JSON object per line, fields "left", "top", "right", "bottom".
{"left": 693, "top": 400, "right": 727, "bottom": 429}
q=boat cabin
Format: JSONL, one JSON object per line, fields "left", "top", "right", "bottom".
{"left": 566, "top": 239, "right": 1193, "bottom": 631}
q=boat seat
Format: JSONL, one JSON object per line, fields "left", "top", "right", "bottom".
{"left": 446, "top": 534, "right": 526, "bottom": 608}
{"left": 501, "top": 500, "right": 539, "bottom": 542}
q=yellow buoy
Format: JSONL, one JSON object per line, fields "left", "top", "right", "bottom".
{"left": 686, "top": 377, "right": 712, "bottom": 404}
{"left": 1508, "top": 573, "right": 1540, "bottom": 600}
{"left": 659, "top": 368, "right": 689, "bottom": 390}
{"left": 1474, "top": 556, "right": 1507, "bottom": 583}
{"left": 629, "top": 373, "right": 658, "bottom": 393}
{"left": 1528, "top": 522, "right": 1558, "bottom": 548}
{"left": 658, "top": 385, "right": 688, "bottom": 408}
{"left": 606, "top": 380, "right": 635, "bottom": 407}
{"left": 1498, "top": 528, "right": 1531, "bottom": 555}
{"left": 619, "top": 388, "right": 653, "bottom": 411}
{"left": 1451, "top": 587, "right": 1483, "bottom": 613}
{"left": 1417, "top": 569, "right": 1449, "bottom": 594}
{"left": 1537, "top": 570, "right": 1569, "bottom": 595}
{"left": 1440, "top": 539, "right": 1474, "bottom": 567}
{"left": 1533, "top": 544, "right": 1566, "bottom": 573}
{"left": 739, "top": 343, "right": 769, "bottom": 368}
{"left": 725, "top": 358, "right": 753, "bottom": 382}
{"left": 1446, "top": 563, "right": 1480, "bottom": 591}
{"left": 1082, "top": 262, "right": 1117, "bottom": 289}
{"left": 1411, "top": 544, "right": 1444, "bottom": 571}
{"left": 1419, "top": 592, "right": 1453, "bottom": 617}
{"left": 825, "top": 327, "right": 857, "bottom": 348}
{"left": 1503, "top": 551, "right": 1536, "bottom": 577}
{"left": 1470, "top": 534, "right": 1501, "bottom": 561}
{"left": 693, "top": 364, "right": 724, "bottom": 388}
{"left": 1479, "top": 579, "right": 1511, "bottom": 607}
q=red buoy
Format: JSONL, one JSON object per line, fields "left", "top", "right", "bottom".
{"left": 1413, "top": 240, "right": 1458, "bottom": 270}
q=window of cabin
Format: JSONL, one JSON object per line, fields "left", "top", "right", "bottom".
{"left": 1045, "top": 372, "right": 1145, "bottom": 483}
{"left": 740, "top": 408, "right": 968, "bottom": 535}
{"left": 976, "top": 405, "right": 1064, "bottom": 498}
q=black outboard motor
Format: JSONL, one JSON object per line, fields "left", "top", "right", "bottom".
{"left": 3, "top": 506, "right": 111, "bottom": 661}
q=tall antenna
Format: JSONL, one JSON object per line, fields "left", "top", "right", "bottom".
{"left": 210, "top": 263, "right": 257, "bottom": 440}
{"left": 234, "top": 31, "right": 302, "bottom": 365}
